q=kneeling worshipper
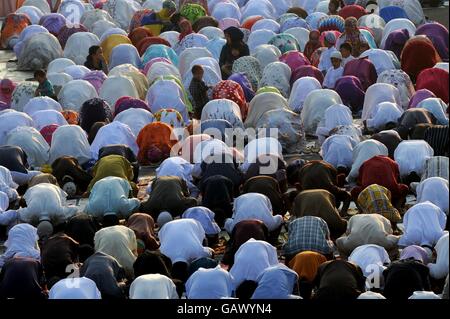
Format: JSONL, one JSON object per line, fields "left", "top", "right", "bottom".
{"left": 224, "top": 193, "right": 283, "bottom": 241}
{"left": 416, "top": 177, "right": 449, "bottom": 215}
{"left": 398, "top": 202, "right": 447, "bottom": 248}
{"left": 159, "top": 219, "right": 214, "bottom": 281}
{"left": 185, "top": 265, "right": 234, "bottom": 299}
{"left": 348, "top": 244, "right": 391, "bottom": 289}
{"left": 182, "top": 206, "right": 221, "bottom": 248}
{"left": 229, "top": 239, "right": 279, "bottom": 292}
{"left": 129, "top": 274, "right": 179, "bottom": 299}
{"left": 0, "top": 223, "right": 40, "bottom": 268}
{"left": 94, "top": 225, "right": 138, "bottom": 280}
{"left": 17, "top": 183, "right": 78, "bottom": 228}
{"left": 125, "top": 213, "right": 160, "bottom": 254}
{"left": 80, "top": 251, "right": 127, "bottom": 299}
{"left": 199, "top": 175, "right": 234, "bottom": 227}
{"left": 356, "top": 185, "right": 402, "bottom": 230}
{"left": 283, "top": 216, "right": 335, "bottom": 263}
{"left": 0, "top": 165, "right": 19, "bottom": 202}
{"left": 40, "top": 231, "right": 80, "bottom": 288}
{"left": 371, "top": 130, "right": 403, "bottom": 159}
{"left": 383, "top": 258, "right": 432, "bottom": 300}
{"left": 48, "top": 277, "right": 102, "bottom": 299}
{"left": 86, "top": 154, "right": 137, "bottom": 194}
{"left": 428, "top": 233, "right": 449, "bottom": 280}
{"left": 313, "top": 260, "right": 366, "bottom": 301}
{"left": 336, "top": 214, "right": 399, "bottom": 259}
{"left": 242, "top": 176, "right": 287, "bottom": 216}
{"left": 0, "top": 145, "right": 42, "bottom": 186}
{"left": 251, "top": 264, "right": 302, "bottom": 299}
{"left": 0, "top": 257, "right": 47, "bottom": 300}
{"left": 51, "top": 156, "right": 93, "bottom": 196}
{"left": 85, "top": 176, "right": 140, "bottom": 225}
{"left": 351, "top": 155, "right": 409, "bottom": 209}
{"left": 394, "top": 140, "right": 434, "bottom": 184}
{"left": 0, "top": 191, "right": 19, "bottom": 229}
{"left": 320, "top": 134, "right": 357, "bottom": 173}
{"left": 347, "top": 139, "right": 389, "bottom": 183}
{"left": 140, "top": 176, "right": 197, "bottom": 219}
{"left": 291, "top": 189, "right": 347, "bottom": 240}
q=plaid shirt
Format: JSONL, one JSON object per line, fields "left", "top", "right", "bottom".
{"left": 283, "top": 216, "right": 334, "bottom": 256}
{"left": 421, "top": 156, "right": 449, "bottom": 181}
{"left": 357, "top": 184, "right": 402, "bottom": 223}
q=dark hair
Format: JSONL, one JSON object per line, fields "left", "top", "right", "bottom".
{"left": 88, "top": 45, "right": 101, "bottom": 56}
{"left": 171, "top": 261, "right": 189, "bottom": 283}
{"left": 235, "top": 280, "right": 258, "bottom": 299}
{"left": 170, "top": 13, "right": 182, "bottom": 25}
{"left": 340, "top": 42, "right": 352, "bottom": 52}
{"left": 191, "top": 64, "right": 204, "bottom": 74}
{"left": 34, "top": 69, "right": 46, "bottom": 78}
{"left": 102, "top": 214, "right": 119, "bottom": 227}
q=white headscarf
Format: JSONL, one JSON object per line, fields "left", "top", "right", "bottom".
{"left": 90, "top": 121, "right": 139, "bottom": 160}
{"left": 408, "top": 291, "right": 442, "bottom": 299}
{"left": 99, "top": 76, "right": 139, "bottom": 110}
{"left": 49, "top": 125, "right": 91, "bottom": 165}
{"left": 288, "top": 77, "right": 322, "bottom": 113}
{"left": 377, "top": 69, "right": 415, "bottom": 110}
{"left": 349, "top": 244, "right": 391, "bottom": 278}
{"left": 153, "top": 156, "right": 194, "bottom": 189}
{"left": 186, "top": 265, "right": 234, "bottom": 299}
{"left": 428, "top": 233, "right": 449, "bottom": 280}
{"left": 225, "top": 193, "right": 283, "bottom": 233}
{"left": 229, "top": 239, "right": 279, "bottom": 289}
{"left": 381, "top": 18, "right": 416, "bottom": 48}
{"left": 64, "top": 32, "right": 100, "bottom": 65}
{"left": 201, "top": 99, "right": 244, "bottom": 129}
{"left": 19, "top": 183, "right": 77, "bottom": 225}
{"left": 23, "top": 96, "right": 62, "bottom": 116}
{"left": 252, "top": 44, "right": 282, "bottom": 70}
{"left": 417, "top": 98, "right": 449, "bottom": 125}
{"left": 58, "top": 80, "right": 99, "bottom": 112}
{"left": 361, "top": 83, "right": 402, "bottom": 121}
{"left": 251, "top": 19, "right": 280, "bottom": 33}
{"left": 178, "top": 47, "right": 213, "bottom": 79}
{"left": 182, "top": 206, "right": 221, "bottom": 236}
{"left": 360, "top": 49, "right": 396, "bottom": 75}
{"left": 301, "top": 89, "right": 343, "bottom": 134}
{"left": 49, "top": 277, "right": 102, "bottom": 299}
{"left": 398, "top": 202, "right": 446, "bottom": 247}
{"left": 285, "top": 27, "right": 310, "bottom": 52}
{"left": 258, "top": 62, "right": 292, "bottom": 98}
{"left": 130, "top": 274, "right": 179, "bottom": 299}
{"left": 241, "top": 0, "right": 276, "bottom": 21}
{"left": 366, "top": 101, "right": 403, "bottom": 131}
{"left": 347, "top": 139, "right": 389, "bottom": 182}
{"left": 146, "top": 62, "right": 181, "bottom": 85}
{"left": 0, "top": 223, "right": 40, "bottom": 267}
{"left": 31, "top": 110, "right": 68, "bottom": 131}
{"left": 94, "top": 225, "right": 137, "bottom": 278}
{"left": 64, "top": 64, "right": 91, "bottom": 80}
{"left": 320, "top": 134, "right": 358, "bottom": 170}
{"left": 242, "top": 136, "right": 283, "bottom": 170}
{"left": 0, "top": 110, "right": 34, "bottom": 145}
{"left": 6, "top": 126, "right": 49, "bottom": 168}
{"left": 159, "top": 218, "right": 212, "bottom": 263}
{"left": 0, "top": 166, "right": 19, "bottom": 201}
{"left": 248, "top": 29, "right": 277, "bottom": 54}
{"left": 245, "top": 92, "right": 288, "bottom": 128}
{"left": 251, "top": 264, "right": 301, "bottom": 299}
{"left": 357, "top": 291, "right": 386, "bottom": 299}
{"left": 417, "top": 177, "right": 449, "bottom": 214}
{"left": 394, "top": 140, "right": 434, "bottom": 178}
{"left": 47, "top": 58, "right": 75, "bottom": 74}
{"left": 114, "top": 108, "right": 154, "bottom": 137}
{"left": 316, "top": 104, "right": 353, "bottom": 143}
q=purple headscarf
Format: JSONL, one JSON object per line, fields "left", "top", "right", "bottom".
{"left": 400, "top": 245, "right": 430, "bottom": 264}
{"left": 39, "top": 13, "right": 67, "bottom": 35}
{"left": 408, "top": 89, "right": 437, "bottom": 109}
{"left": 82, "top": 71, "right": 108, "bottom": 94}
{"left": 57, "top": 24, "right": 88, "bottom": 48}
{"left": 279, "top": 51, "right": 311, "bottom": 72}
{"left": 290, "top": 65, "right": 324, "bottom": 86}
{"left": 334, "top": 76, "right": 365, "bottom": 113}
{"left": 114, "top": 97, "right": 150, "bottom": 117}
{"left": 383, "top": 29, "right": 410, "bottom": 59}
{"left": 415, "top": 23, "right": 449, "bottom": 62}
{"left": 228, "top": 73, "right": 255, "bottom": 102}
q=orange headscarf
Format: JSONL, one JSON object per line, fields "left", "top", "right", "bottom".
{"left": 288, "top": 251, "right": 327, "bottom": 282}
{"left": 136, "top": 122, "right": 177, "bottom": 165}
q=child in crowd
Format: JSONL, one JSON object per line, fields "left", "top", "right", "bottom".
{"left": 34, "top": 70, "right": 55, "bottom": 99}
{"left": 189, "top": 65, "right": 210, "bottom": 119}
{"left": 340, "top": 43, "right": 355, "bottom": 67}
{"left": 323, "top": 51, "right": 344, "bottom": 89}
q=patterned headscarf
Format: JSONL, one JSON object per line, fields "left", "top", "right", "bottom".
{"left": 61, "top": 110, "right": 79, "bottom": 125}
{"left": 324, "top": 31, "right": 337, "bottom": 45}
{"left": 40, "top": 124, "right": 59, "bottom": 146}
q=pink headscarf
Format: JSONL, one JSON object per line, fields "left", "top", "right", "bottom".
{"left": 0, "top": 79, "right": 16, "bottom": 106}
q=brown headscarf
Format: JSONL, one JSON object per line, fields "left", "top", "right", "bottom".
{"left": 288, "top": 251, "right": 327, "bottom": 282}
{"left": 303, "top": 30, "right": 321, "bottom": 60}
{"left": 126, "top": 213, "right": 159, "bottom": 254}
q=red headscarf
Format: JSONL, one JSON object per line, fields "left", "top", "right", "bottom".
{"left": 401, "top": 36, "right": 441, "bottom": 82}
{"left": 416, "top": 68, "right": 449, "bottom": 104}
{"left": 179, "top": 18, "right": 193, "bottom": 41}
{"left": 0, "top": 79, "right": 16, "bottom": 106}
